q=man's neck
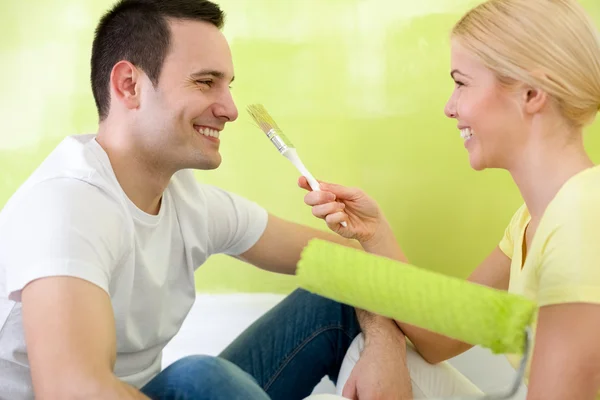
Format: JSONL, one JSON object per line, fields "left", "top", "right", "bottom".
{"left": 96, "top": 126, "right": 173, "bottom": 216}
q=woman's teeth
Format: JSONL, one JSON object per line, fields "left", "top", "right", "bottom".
{"left": 196, "top": 126, "right": 220, "bottom": 138}
{"left": 460, "top": 128, "right": 473, "bottom": 141}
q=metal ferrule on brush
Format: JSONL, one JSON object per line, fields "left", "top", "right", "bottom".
{"left": 266, "top": 128, "right": 294, "bottom": 153}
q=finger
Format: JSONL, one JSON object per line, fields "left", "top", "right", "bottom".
{"left": 319, "top": 182, "right": 361, "bottom": 200}
{"left": 311, "top": 202, "right": 345, "bottom": 219}
{"left": 299, "top": 176, "right": 331, "bottom": 191}
{"left": 304, "top": 190, "right": 336, "bottom": 206}
{"left": 298, "top": 176, "right": 312, "bottom": 191}
{"left": 325, "top": 211, "right": 348, "bottom": 227}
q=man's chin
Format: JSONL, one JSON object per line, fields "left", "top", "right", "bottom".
{"left": 192, "top": 156, "right": 222, "bottom": 171}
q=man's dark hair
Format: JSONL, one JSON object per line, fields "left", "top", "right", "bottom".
{"left": 90, "top": 0, "right": 225, "bottom": 121}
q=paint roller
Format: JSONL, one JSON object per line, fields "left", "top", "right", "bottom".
{"left": 297, "top": 239, "right": 536, "bottom": 400}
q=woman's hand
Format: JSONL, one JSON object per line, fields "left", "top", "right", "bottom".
{"left": 298, "top": 176, "right": 387, "bottom": 245}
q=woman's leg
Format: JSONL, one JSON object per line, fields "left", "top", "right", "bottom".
{"left": 336, "top": 334, "right": 484, "bottom": 399}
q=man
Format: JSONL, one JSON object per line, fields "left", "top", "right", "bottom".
{"left": 0, "top": 0, "right": 410, "bottom": 399}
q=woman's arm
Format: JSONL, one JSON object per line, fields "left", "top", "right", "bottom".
{"left": 359, "top": 220, "right": 512, "bottom": 363}
{"left": 395, "top": 246, "right": 511, "bottom": 364}
{"left": 527, "top": 302, "right": 600, "bottom": 400}
{"left": 300, "top": 177, "right": 513, "bottom": 364}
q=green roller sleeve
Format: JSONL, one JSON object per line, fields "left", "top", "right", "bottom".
{"left": 296, "top": 239, "right": 536, "bottom": 355}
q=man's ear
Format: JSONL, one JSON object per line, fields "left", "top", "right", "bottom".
{"left": 110, "top": 61, "right": 142, "bottom": 112}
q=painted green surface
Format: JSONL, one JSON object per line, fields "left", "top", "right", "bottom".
{"left": 1, "top": 1, "right": 599, "bottom": 293}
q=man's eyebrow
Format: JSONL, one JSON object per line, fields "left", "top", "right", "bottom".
{"left": 190, "top": 69, "right": 235, "bottom": 83}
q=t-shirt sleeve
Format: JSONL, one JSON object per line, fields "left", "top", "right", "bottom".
{"left": 0, "top": 178, "right": 127, "bottom": 302}
{"left": 498, "top": 224, "right": 514, "bottom": 258}
{"left": 498, "top": 204, "right": 527, "bottom": 259}
{"left": 203, "top": 185, "right": 268, "bottom": 256}
{"left": 537, "top": 195, "right": 600, "bottom": 307}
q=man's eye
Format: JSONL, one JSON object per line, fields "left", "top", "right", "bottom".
{"left": 196, "top": 80, "right": 213, "bottom": 87}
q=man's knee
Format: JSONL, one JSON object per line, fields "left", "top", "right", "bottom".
{"left": 146, "top": 355, "right": 269, "bottom": 399}
{"left": 167, "top": 355, "right": 243, "bottom": 382}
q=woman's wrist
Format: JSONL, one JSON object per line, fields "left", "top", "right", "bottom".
{"left": 360, "top": 219, "right": 408, "bottom": 262}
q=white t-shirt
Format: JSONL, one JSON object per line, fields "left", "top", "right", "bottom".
{"left": 0, "top": 134, "right": 268, "bottom": 399}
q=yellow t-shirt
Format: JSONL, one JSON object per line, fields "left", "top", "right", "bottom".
{"left": 499, "top": 166, "right": 600, "bottom": 390}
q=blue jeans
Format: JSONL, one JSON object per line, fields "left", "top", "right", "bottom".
{"left": 140, "top": 289, "right": 361, "bottom": 400}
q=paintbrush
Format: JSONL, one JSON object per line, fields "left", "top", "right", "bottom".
{"left": 247, "top": 104, "right": 347, "bottom": 228}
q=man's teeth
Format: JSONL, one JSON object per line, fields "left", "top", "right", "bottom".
{"left": 460, "top": 128, "right": 473, "bottom": 140}
{"left": 196, "top": 127, "right": 220, "bottom": 138}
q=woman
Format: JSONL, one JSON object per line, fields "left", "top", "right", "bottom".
{"left": 300, "top": 0, "right": 600, "bottom": 398}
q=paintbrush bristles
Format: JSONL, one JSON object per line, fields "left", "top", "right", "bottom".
{"left": 247, "top": 104, "right": 282, "bottom": 134}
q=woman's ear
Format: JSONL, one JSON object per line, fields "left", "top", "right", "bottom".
{"left": 520, "top": 70, "right": 550, "bottom": 116}
{"left": 524, "top": 86, "right": 548, "bottom": 115}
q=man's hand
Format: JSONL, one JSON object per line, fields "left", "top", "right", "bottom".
{"left": 345, "top": 313, "right": 413, "bottom": 400}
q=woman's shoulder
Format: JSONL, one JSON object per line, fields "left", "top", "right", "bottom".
{"left": 546, "top": 165, "right": 600, "bottom": 223}
{"left": 506, "top": 202, "right": 530, "bottom": 230}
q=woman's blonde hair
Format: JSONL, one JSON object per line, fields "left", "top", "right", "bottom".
{"left": 452, "top": 0, "right": 600, "bottom": 127}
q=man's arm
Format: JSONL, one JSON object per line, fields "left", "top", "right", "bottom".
{"left": 239, "top": 214, "right": 409, "bottom": 392}
{"left": 239, "top": 213, "right": 405, "bottom": 343}
{"left": 239, "top": 215, "right": 402, "bottom": 344}
{"left": 22, "top": 277, "right": 149, "bottom": 400}
{"left": 344, "top": 310, "right": 413, "bottom": 400}
{"left": 238, "top": 213, "right": 361, "bottom": 274}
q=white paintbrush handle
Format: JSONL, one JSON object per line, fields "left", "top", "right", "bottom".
{"left": 283, "top": 148, "right": 347, "bottom": 228}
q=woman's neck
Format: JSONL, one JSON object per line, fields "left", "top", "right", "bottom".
{"left": 509, "top": 133, "right": 594, "bottom": 221}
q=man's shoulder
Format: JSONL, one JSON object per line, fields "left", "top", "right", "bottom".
{"left": 1, "top": 134, "right": 128, "bottom": 226}
{"left": 168, "top": 170, "right": 267, "bottom": 231}
{"left": 13, "top": 134, "right": 123, "bottom": 202}
{"left": 31, "top": 134, "right": 114, "bottom": 183}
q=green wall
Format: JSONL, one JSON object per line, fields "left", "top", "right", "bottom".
{"left": 2, "top": 1, "right": 599, "bottom": 293}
